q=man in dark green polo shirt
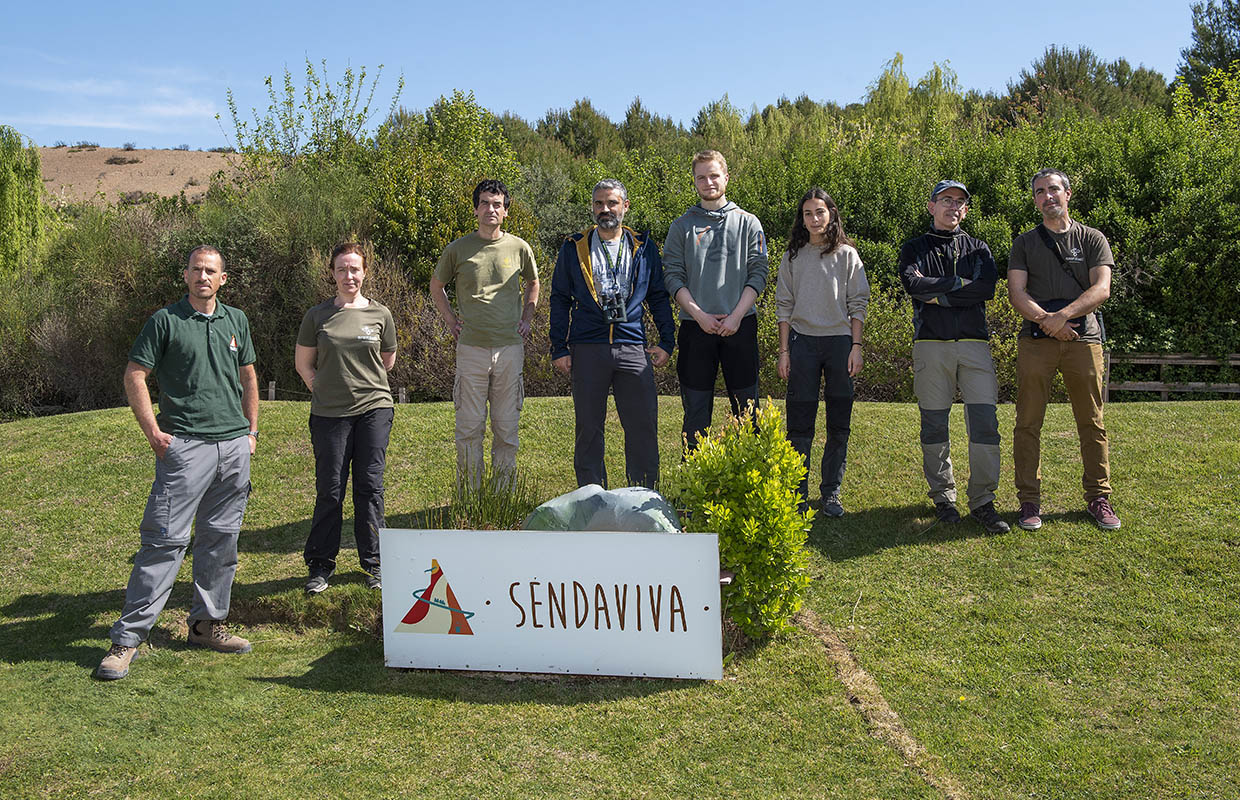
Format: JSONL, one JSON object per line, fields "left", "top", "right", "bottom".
{"left": 96, "top": 246, "right": 260, "bottom": 681}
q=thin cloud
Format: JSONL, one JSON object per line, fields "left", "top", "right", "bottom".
{"left": 137, "top": 96, "right": 217, "bottom": 118}
{"left": 5, "top": 112, "right": 167, "bottom": 132}
{"left": 0, "top": 76, "right": 131, "bottom": 97}
{"left": 0, "top": 45, "right": 70, "bottom": 67}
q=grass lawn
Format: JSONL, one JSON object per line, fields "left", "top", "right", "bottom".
{"left": 0, "top": 398, "right": 1236, "bottom": 799}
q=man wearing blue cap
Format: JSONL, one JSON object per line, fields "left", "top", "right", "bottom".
{"left": 898, "top": 180, "right": 1008, "bottom": 533}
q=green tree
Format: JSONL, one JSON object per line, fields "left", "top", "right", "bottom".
{"left": 618, "top": 97, "right": 682, "bottom": 151}
{"left": 537, "top": 98, "right": 620, "bottom": 160}
{"left": 370, "top": 90, "right": 524, "bottom": 282}
{"left": 1178, "top": 0, "right": 1240, "bottom": 96}
{"left": 0, "top": 126, "right": 51, "bottom": 275}
{"left": 221, "top": 59, "right": 403, "bottom": 167}
{"left": 0, "top": 126, "right": 56, "bottom": 412}
{"left": 1006, "top": 46, "right": 1169, "bottom": 119}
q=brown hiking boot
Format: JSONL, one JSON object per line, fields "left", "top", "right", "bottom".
{"left": 187, "top": 619, "right": 252, "bottom": 654}
{"left": 96, "top": 642, "right": 139, "bottom": 680}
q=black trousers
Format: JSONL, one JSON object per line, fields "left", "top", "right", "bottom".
{"left": 677, "top": 315, "right": 760, "bottom": 449}
{"left": 304, "top": 406, "right": 393, "bottom": 575}
{"left": 570, "top": 342, "right": 660, "bottom": 489}
{"left": 785, "top": 332, "right": 854, "bottom": 501}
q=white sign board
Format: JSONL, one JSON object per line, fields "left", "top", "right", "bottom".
{"left": 379, "top": 529, "right": 722, "bottom": 680}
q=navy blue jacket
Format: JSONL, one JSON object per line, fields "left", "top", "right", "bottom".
{"left": 898, "top": 228, "right": 998, "bottom": 342}
{"left": 549, "top": 226, "right": 676, "bottom": 360}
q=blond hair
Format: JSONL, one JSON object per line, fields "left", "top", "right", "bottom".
{"left": 691, "top": 149, "right": 728, "bottom": 174}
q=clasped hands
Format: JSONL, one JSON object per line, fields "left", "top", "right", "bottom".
{"left": 1034, "top": 308, "right": 1080, "bottom": 341}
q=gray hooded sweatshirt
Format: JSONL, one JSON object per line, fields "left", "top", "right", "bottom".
{"left": 662, "top": 202, "right": 768, "bottom": 320}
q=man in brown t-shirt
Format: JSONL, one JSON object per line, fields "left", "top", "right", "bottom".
{"left": 1008, "top": 168, "right": 1120, "bottom": 532}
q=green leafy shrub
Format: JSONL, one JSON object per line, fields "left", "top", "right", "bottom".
{"left": 668, "top": 403, "right": 812, "bottom": 638}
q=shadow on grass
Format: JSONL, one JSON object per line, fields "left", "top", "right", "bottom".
{"left": 807, "top": 502, "right": 1000, "bottom": 562}
{"left": 237, "top": 506, "right": 451, "bottom": 555}
{"left": 0, "top": 575, "right": 306, "bottom": 669}
{"left": 249, "top": 640, "right": 698, "bottom": 704}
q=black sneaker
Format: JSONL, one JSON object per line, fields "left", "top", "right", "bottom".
{"left": 305, "top": 574, "right": 329, "bottom": 595}
{"left": 364, "top": 567, "right": 382, "bottom": 590}
{"left": 820, "top": 495, "right": 845, "bottom": 518}
{"left": 935, "top": 501, "right": 962, "bottom": 524}
{"left": 970, "top": 502, "right": 1010, "bottom": 534}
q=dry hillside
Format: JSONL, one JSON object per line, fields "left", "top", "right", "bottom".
{"left": 39, "top": 146, "right": 241, "bottom": 205}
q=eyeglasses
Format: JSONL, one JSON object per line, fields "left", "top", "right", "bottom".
{"left": 935, "top": 197, "right": 968, "bottom": 208}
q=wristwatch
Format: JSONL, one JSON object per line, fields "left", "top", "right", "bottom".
{"left": 248, "top": 430, "right": 259, "bottom": 440}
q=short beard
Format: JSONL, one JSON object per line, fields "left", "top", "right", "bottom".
{"left": 596, "top": 213, "right": 621, "bottom": 230}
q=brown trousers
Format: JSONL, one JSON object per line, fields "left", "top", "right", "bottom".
{"left": 1013, "top": 337, "right": 1111, "bottom": 504}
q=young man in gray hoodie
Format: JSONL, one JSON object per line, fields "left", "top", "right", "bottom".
{"left": 663, "top": 150, "right": 768, "bottom": 448}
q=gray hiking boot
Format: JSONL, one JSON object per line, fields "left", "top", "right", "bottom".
{"left": 96, "top": 642, "right": 139, "bottom": 680}
{"left": 187, "top": 619, "right": 252, "bottom": 654}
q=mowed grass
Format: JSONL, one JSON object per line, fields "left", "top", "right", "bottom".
{"left": 1, "top": 398, "right": 1237, "bottom": 799}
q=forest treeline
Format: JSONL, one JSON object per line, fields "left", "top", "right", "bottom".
{"left": 2, "top": 37, "right": 1239, "bottom": 414}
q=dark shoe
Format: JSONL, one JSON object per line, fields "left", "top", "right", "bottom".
{"left": 188, "top": 619, "right": 252, "bottom": 654}
{"left": 1088, "top": 496, "right": 1121, "bottom": 530}
{"left": 364, "top": 567, "right": 382, "bottom": 590}
{"left": 970, "top": 502, "right": 1010, "bottom": 534}
{"left": 1017, "top": 502, "right": 1042, "bottom": 531}
{"left": 305, "top": 573, "right": 329, "bottom": 595}
{"left": 96, "top": 642, "right": 138, "bottom": 680}
{"left": 935, "top": 501, "right": 962, "bottom": 524}
{"left": 820, "top": 495, "right": 844, "bottom": 518}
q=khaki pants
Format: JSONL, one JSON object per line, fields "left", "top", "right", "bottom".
{"left": 1014, "top": 337, "right": 1110, "bottom": 504}
{"left": 454, "top": 342, "right": 524, "bottom": 484}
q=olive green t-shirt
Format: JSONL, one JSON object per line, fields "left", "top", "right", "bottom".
{"left": 433, "top": 232, "right": 538, "bottom": 348}
{"left": 128, "top": 296, "right": 255, "bottom": 441}
{"left": 297, "top": 299, "right": 397, "bottom": 417}
{"left": 1009, "top": 221, "right": 1114, "bottom": 344}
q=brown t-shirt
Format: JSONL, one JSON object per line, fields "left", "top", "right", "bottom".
{"left": 1009, "top": 220, "right": 1114, "bottom": 343}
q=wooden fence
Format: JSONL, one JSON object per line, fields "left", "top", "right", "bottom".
{"left": 1104, "top": 353, "right": 1240, "bottom": 401}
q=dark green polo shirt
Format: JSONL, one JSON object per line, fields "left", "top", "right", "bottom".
{"left": 129, "top": 296, "right": 256, "bottom": 440}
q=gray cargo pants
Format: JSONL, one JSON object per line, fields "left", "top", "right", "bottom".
{"left": 110, "top": 434, "right": 251, "bottom": 647}
{"left": 913, "top": 340, "right": 1000, "bottom": 511}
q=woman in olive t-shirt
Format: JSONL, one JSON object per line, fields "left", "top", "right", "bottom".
{"left": 294, "top": 243, "right": 398, "bottom": 595}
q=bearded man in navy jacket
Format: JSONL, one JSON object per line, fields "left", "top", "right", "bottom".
{"left": 550, "top": 179, "right": 676, "bottom": 489}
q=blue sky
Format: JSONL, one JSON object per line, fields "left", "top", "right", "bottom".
{"left": 0, "top": 0, "right": 1195, "bottom": 150}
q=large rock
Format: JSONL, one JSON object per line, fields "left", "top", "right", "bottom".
{"left": 522, "top": 484, "right": 682, "bottom": 533}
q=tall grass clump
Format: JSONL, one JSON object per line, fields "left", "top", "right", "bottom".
{"left": 424, "top": 467, "right": 544, "bottom": 531}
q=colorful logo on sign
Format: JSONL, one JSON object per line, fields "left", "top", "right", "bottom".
{"left": 394, "top": 559, "right": 475, "bottom": 635}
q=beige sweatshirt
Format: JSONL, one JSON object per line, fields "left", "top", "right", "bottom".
{"left": 775, "top": 243, "right": 870, "bottom": 337}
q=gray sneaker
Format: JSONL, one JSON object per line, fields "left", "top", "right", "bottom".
{"left": 364, "top": 567, "right": 382, "bottom": 590}
{"left": 96, "top": 642, "right": 139, "bottom": 680}
{"left": 305, "top": 573, "right": 329, "bottom": 595}
{"left": 820, "top": 495, "right": 845, "bottom": 518}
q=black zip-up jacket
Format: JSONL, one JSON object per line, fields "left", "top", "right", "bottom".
{"left": 898, "top": 228, "right": 997, "bottom": 341}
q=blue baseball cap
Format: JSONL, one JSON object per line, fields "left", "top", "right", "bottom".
{"left": 930, "top": 180, "right": 970, "bottom": 201}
